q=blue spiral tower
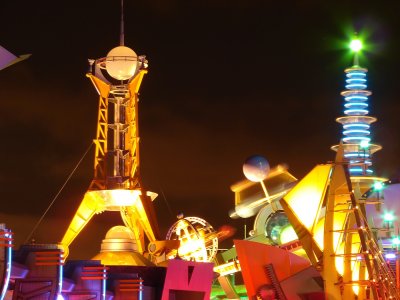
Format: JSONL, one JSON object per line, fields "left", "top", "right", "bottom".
{"left": 331, "top": 39, "right": 382, "bottom": 176}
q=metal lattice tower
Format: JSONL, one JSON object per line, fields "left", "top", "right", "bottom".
{"left": 59, "top": 1, "right": 160, "bottom": 259}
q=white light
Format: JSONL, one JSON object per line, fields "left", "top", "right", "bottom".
{"left": 360, "top": 140, "right": 370, "bottom": 148}
{"left": 385, "top": 253, "right": 396, "bottom": 260}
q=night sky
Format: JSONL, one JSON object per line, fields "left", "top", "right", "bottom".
{"left": 1, "top": 1, "right": 400, "bottom": 258}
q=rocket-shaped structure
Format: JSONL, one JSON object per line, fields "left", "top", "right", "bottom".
{"left": 331, "top": 39, "right": 382, "bottom": 177}
{"left": 60, "top": 5, "right": 159, "bottom": 259}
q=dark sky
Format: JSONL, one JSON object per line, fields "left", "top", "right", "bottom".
{"left": 1, "top": 1, "right": 400, "bottom": 258}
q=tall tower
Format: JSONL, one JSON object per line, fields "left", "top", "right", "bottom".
{"left": 59, "top": 3, "right": 159, "bottom": 259}
{"left": 331, "top": 38, "right": 384, "bottom": 191}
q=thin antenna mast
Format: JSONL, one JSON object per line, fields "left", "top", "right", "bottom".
{"left": 120, "top": 0, "right": 125, "bottom": 46}
{"left": 353, "top": 32, "right": 359, "bottom": 66}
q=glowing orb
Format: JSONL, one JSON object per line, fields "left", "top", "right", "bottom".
{"left": 166, "top": 216, "right": 218, "bottom": 262}
{"left": 243, "top": 155, "right": 270, "bottom": 182}
{"left": 350, "top": 39, "right": 362, "bottom": 52}
{"left": 105, "top": 46, "right": 138, "bottom": 80}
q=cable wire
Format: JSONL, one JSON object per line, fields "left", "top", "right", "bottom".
{"left": 24, "top": 142, "right": 94, "bottom": 244}
{"left": 159, "top": 186, "right": 174, "bottom": 219}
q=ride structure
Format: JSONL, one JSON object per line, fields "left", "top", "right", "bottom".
{"left": 210, "top": 39, "right": 400, "bottom": 299}
{"left": 59, "top": 4, "right": 159, "bottom": 260}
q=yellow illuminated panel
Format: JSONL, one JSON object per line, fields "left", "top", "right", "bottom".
{"left": 283, "top": 164, "right": 332, "bottom": 231}
{"left": 334, "top": 234, "right": 365, "bottom": 296}
{"left": 213, "top": 259, "right": 241, "bottom": 277}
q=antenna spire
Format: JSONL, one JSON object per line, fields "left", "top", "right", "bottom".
{"left": 120, "top": 0, "right": 125, "bottom": 46}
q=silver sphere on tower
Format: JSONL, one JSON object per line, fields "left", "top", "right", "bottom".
{"left": 243, "top": 155, "right": 270, "bottom": 182}
{"left": 105, "top": 46, "right": 138, "bottom": 80}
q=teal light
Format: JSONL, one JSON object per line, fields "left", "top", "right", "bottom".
{"left": 384, "top": 212, "right": 395, "bottom": 222}
{"left": 360, "top": 140, "right": 369, "bottom": 149}
{"left": 392, "top": 237, "right": 400, "bottom": 245}
{"left": 373, "top": 182, "right": 384, "bottom": 191}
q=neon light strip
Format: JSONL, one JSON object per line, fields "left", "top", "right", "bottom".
{"left": 346, "top": 84, "right": 367, "bottom": 89}
{"left": 346, "top": 72, "right": 366, "bottom": 77}
{"left": 343, "top": 129, "right": 370, "bottom": 135}
{"left": 349, "top": 168, "right": 373, "bottom": 173}
{"left": 350, "top": 168, "right": 364, "bottom": 172}
{"left": 344, "top": 103, "right": 368, "bottom": 108}
{"left": 345, "top": 96, "right": 368, "bottom": 101}
{"left": 344, "top": 109, "right": 369, "bottom": 114}
{"left": 343, "top": 137, "right": 371, "bottom": 143}
{"left": 0, "top": 231, "right": 12, "bottom": 300}
{"left": 344, "top": 153, "right": 370, "bottom": 158}
{"left": 346, "top": 78, "right": 367, "bottom": 83}
{"left": 102, "top": 268, "right": 106, "bottom": 300}
{"left": 343, "top": 123, "right": 370, "bottom": 129}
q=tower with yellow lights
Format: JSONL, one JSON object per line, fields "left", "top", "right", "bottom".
{"left": 59, "top": 5, "right": 159, "bottom": 259}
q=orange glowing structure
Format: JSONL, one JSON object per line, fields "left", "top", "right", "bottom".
{"left": 234, "top": 239, "right": 322, "bottom": 299}
{"left": 165, "top": 216, "right": 218, "bottom": 262}
{"left": 280, "top": 145, "right": 399, "bottom": 299}
{"left": 59, "top": 25, "right": 159, "bottom": 259}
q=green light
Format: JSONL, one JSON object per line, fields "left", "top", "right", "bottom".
{"left": 373, "top": 182, "right": 384, "bottom": 191}
{"left": 393, "top": 237, "right": 400, "bottom": 245}
{"left": 384, "top": 212, "right": 395, "bottom": 222}
{"left": 360, "top": 140, "right": 369, "bottom": 149}
{"left": 350, "top": 39, "right": 363, "bottom": 52}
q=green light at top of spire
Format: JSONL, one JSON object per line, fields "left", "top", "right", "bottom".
{"left": 350, "top": 39, "right": 363, "bottom": 52}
